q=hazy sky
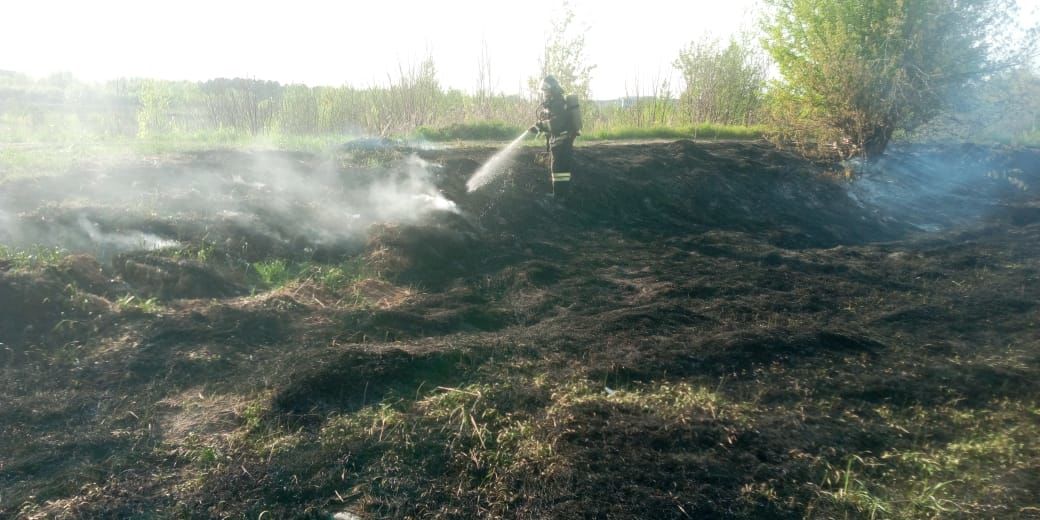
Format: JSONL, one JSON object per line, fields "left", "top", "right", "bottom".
{"left": 2, "top": 0, "right": 1035, "bottom": 99}
{"left": 2, "top": 0, "right": 762, "bottom": 98}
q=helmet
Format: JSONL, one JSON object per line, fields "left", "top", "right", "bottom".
{"left": 541, "top": 75, "right": 561, "bottom": 94}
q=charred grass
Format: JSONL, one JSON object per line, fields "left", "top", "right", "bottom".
{"left": 2, "top": 142, "right": 1040, "bottom": 518}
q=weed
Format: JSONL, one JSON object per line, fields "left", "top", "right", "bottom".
{"left": 115, "top": 294, "right": 163, "bottom": 314}
{"left": 314, "top": 257, "right": 376, "bottom": 290}
{"left": 813, "top": 455, "right": 890, "bottom": 519}
{"left": 170, "top": 241, "right": 217, "bottom": 263}
{"left": 252, "top": 259, "right": 296, "bottom": 288}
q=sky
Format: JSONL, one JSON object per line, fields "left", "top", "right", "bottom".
{"left": 1, "top": 0, "right": 1036, "bottom": 99}
{"left": 1, "top": 0, "right": 761, "bottom": 99}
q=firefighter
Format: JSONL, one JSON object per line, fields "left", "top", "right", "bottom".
{"left": 529, "top": 75, "right": 580, "bottom": 200}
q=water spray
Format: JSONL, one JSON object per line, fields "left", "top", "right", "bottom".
{"left": 466, "top": 131, "right": 530, "bottom": 192}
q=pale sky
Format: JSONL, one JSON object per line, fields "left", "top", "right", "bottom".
{"left": 2, "top": 0, "right": 1036, "bottom": 99}
{"left": 1, "top": 0, "right": 762, "bottom": 99}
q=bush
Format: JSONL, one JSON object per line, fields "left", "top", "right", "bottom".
{"left": 416, "top": 122, "right": 524, "bottom": 141}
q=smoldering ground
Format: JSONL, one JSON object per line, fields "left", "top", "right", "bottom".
{"left": 4, "top": 140, "right": 1040, "bottom": 519}
{"left": 0, "top": 148, "right": 459, "bottom": 260}
{"left": 847, "top": 143, "right": 1036, "bottom": 232}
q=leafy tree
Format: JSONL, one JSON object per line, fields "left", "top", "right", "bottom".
{"left": 385, "top": 55, "right": 443, "bottom": 133}
{"left": 674, "top": 33, "right": 769, "bottom": 126}
{"left": 763, "top": 0, "right": 1034, "bottom": 159}
{"left": 533, "top": 2, "right": 595, "bottom": 101}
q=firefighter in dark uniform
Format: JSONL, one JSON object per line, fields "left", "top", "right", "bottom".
{"left": 529, "top": 75, "right": 577, "bottom": 199}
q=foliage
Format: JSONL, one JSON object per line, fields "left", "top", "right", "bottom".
{"left": 762, "top": 0, "right": 1033, "bottom": 159}
{"left": 581, "top": 123, "right": 766, "bottom": 141}
{"left": 200, "top": 78, "right": 281, "bottom": 135}
{"left": 416, "top": 121, "right": 523, "bottom": 141}
{"left": 252, "top": 258, "right": 297, "bottom": 288}
{"left": 674, "top": 33, "right": 770, "bottom": 126}
{"left": 593, "top": 76, "right": 681, "bottom": 129}
{"left": 384, "top": 56, "right": 444, "bottom": 133}
{"left": 532, "top": 1, "right": 596, "bottom": 101}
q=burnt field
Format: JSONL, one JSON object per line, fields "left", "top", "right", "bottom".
{"left": 1, "top": 140, "right": 1039, "bottom": 518}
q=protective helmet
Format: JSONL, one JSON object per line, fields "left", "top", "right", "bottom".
{"left": 541, "top": 75, "right": 561, "bottom": 94}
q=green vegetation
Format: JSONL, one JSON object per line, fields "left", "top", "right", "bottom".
{"left": 2, "top": 0, "right": 1038, "bottom": 171}
{"left": 0, "top": 244, "right": 68, "bottom": 270}
{"left": 416, "top": 121, "right": 523, "bottom": 142}
{"left": 763, "top": 0, "right": 1036, "bottom": 159}
{"left": 114, "top": 294, "right": 163, "bottom": 314}
{"left": 808, "top": 401, "right": 1040, "bottom": 517}
{"left": 533, "top": 3, "right": 596, "bottom": 101}
{"left": 252, "top": 256, "right": 378, "bottom": 292}
{"left": 675, "top": 33, "right": 769, "bottom": 126}
{"left": 581, "top": 123, "right": 766, "bottom": 141}
{"left": 252, "top": 259, "right": 297, "bottom": 288}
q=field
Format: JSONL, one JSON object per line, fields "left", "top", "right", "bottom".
{"left": 1, "top": 139, "right": 1039, "bottom": 518}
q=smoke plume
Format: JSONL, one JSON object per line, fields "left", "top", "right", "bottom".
{"left": 0, "top": 148, "right": 459, "bottom": 259}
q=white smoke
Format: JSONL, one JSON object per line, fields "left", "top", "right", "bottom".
{"left": 77, "top": 216, "right": 181, "bottom": 252}
{"left": 0, "top": 148, "right": 460, "bottom": 257}
{"left": 369, "top": 155, "right": 458, "bottom": 221}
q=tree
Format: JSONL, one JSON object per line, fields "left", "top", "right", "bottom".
{"left": 200, "top": 78, "right": 282, "bottom": 135}
{"left": 136, "top": 80, "right": 173, "bottom": 138}
{"left": 385, "top": 55, "right": 443, "bottom": 134}
{"left": 674, "top": 34, "right": 769, "bottom": 126}
{"left": 533, "top": 2, "right": 595, "bottom": 101}
{"left": 763, "top": 0, "right": 1033, "bottom": 159}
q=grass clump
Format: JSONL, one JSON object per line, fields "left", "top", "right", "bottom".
{"left": 252, "top": 258, "right": 298, "bottom": 288}
{"left": 114, "top": 294, "right": 163, "bottom": 314}
{"left": 251, "top": 256, "right": 379, "bottom": 295}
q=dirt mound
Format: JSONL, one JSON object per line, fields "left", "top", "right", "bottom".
{"left": 113, "top": 253, "right": 248, "bottom": 300}
{"left": 589, "top": 328, "right": 885, "bottom": 384}
{"left": 695, "top": 329, "right": 884, "bottom": 375}
{"left": 546, "top": 400, "right": 811, "bottom": 518}
{"left": 364, "top": 221, "right": 482, "bottom": 287}
{"left": 0, "top": 258, "right": 115, "bottom": 349}
{"left": 430, "top": 140, "right": 907, "bottom": 249}
{"left": 271, "top": 346, "right": 478, "bottom": 422}
{"left": 599, "top": 302, "right": 713, "bottom": 333}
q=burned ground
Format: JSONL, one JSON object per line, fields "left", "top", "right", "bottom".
{"left": 1, "top": 140, "right": 1039, "bottom": 518}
